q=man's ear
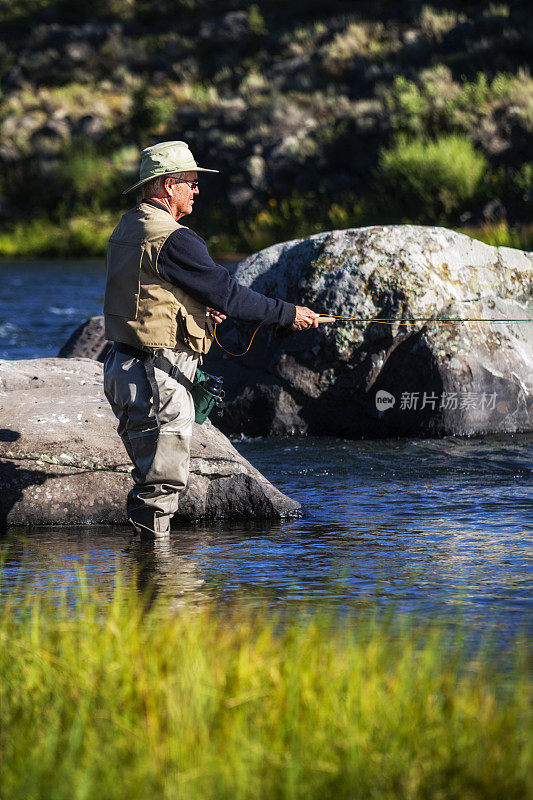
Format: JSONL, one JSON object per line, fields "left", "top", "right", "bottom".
{"left": 163, "top": 177, "right": 174, "bottom": 197}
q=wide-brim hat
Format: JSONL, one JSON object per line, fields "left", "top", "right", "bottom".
{"left": 123, "top": 140, "right": 219, "bottom": 194}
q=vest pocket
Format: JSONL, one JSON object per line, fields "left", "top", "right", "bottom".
{"left": 104, "top": 241, "right": 143, "bottom": 319}
{"left": 177, "top": 309, "right": 206, "bottom": 353}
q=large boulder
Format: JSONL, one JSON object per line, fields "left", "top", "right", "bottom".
{"left": 202, "top": 225, "right": 532, "bottom": 437}
{"left": 0, "top": 358, "right": 300, "bottom": 527}
{"left": 58, "top": 315, "right": 109, "bottom": 361}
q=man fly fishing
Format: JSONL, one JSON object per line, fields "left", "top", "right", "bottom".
{"left": 103, "top": 140, "right": 319, "bottom": 538}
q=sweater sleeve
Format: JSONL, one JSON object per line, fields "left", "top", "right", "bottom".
{"left": 156, "top": 228, "right": 296, "bottom": 327}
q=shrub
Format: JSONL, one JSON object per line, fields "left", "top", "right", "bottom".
{"left": 129, "top": 84, "right": 175, "bottom": 137}
{"left": 50, "top": 142, "right": 119, "bottom": 213}
{"left": 375, "top": 134, "right": 488, "bottom": 220}
{"left": 236, "top": 192, "right": 368, "bottom": 252}
{"left": 384, "top": 68, "right": 464, "bottom": 136}
{"left": 247, "top": 4, "right": 266, "bottom": 34}
{"left": 322, "top": 19, "right": 399, "bottom": 75}
{"left": 511, "top": 162, "right": 533, "bottom": 209}
{"left": 383, "top": 69, "right": 533, "bottom": 144}
{"left": 418, "top": 5, "right": 463, "bottom": 40}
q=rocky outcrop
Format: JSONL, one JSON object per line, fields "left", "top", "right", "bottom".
{"left": 2, "top": 5, "right": 531, "bottom": 248}
{"left": 0, "top": 358, "right": 300, "bottom": 527}
{"left": 201, "top": 225, "right": 533, "bottom": 438}
{"left": 58, "top": 315, "right": 109, "bottom": 361}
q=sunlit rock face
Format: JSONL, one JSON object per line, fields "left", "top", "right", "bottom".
{"left": 0, "top": 358, "right": 300, "bottom": 527}
{"left": 202, "top": 225, "right": 532, "bottom": 437}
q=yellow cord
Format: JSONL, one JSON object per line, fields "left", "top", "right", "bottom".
{"left": 213, "top": 321, "right": 264, "bottom": 357}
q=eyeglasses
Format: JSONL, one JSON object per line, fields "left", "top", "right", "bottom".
{"left": 172, "top": 178, "right": 199, "bottom": 190}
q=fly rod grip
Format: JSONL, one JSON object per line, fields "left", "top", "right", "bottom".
{"left": 317, "top": 315, "right": 336, "bottom": 323}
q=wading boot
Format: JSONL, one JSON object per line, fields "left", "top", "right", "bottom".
{"left": 128, "top": 510, "right": 171, "bottom": 539}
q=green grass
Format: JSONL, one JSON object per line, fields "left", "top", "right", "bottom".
{"left": 0, "top": 214, "right": 115, "bottom": 258}
{"left": 1, "top": 211, "right": 532, "bottom": 261}
{"left": 0, "top": 574, "right": 531, "bottom": 800}
{"left": 459, "top": 221, "right": 533, "bottom": 251}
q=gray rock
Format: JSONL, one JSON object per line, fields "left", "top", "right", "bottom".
{"left": 74, "top": 114, "right": 107, "bottom": 140}
{"left": 64, "top": 40, "right": 93, "bottom": 64}
{"left": 199, "top": 11, "right": 252, "bottom": 43}
{"left": 31, "top": 117, "right": 71, "bottom": 157}
{"left": 202, "top": 225, "right": 533, "bottom": 438}
{"left": 0, "top": 358, "right": 300, "bottom": 527}
{"left": 58, "top": 315, "right": 110, "bottom": 361}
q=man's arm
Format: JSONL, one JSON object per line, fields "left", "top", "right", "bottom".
{"left": 158, "top": 228, "right": 298, "bottom": 327}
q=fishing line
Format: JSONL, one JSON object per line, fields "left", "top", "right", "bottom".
{"left": 213, "top": 315, "right": 533, "bottom": 358}
{"left": 213, "top": 321, "right": 264, "bottom": 357}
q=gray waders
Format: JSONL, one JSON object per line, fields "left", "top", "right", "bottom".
{"left": 103, "top": 343, "right": 198, "bottom": 538}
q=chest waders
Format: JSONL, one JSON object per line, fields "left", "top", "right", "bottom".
{"left": 112, "top": 343, "right": 223, "bottom": 425}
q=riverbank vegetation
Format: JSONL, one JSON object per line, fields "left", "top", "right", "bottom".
{"left": 1, "top": 574, "right": 531, "bottom": 800}
{"left": 0, "top": 1, "right": 531, "bottom": 257}
{"left": 1, "top": 210, "right": 531, "bottom": 260}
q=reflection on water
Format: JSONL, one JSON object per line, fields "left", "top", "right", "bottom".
{"left": 2, "top": 434, "right": 532, "bottom": 638}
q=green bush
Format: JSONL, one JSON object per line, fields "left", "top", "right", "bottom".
{"left": 129, "top": 85, "right": 175, "bottom": 138}
{"left": 233, "top": 192, "right": 369, "bottom": 252}
{"left": 383, "top": 69, "right": 533, "bottom": 143}
{"left": 48, "top": 142, "right": 120, "bottom": 214}
{"left": 375, "top": 134, "right": 488, "bottom": 221}
{"left": 247, "top": 4, "right": 266, "bottom": 34}
{"left": 509, "top": 162, "right": 533, "bottom": 212}
{"left": 383, "top": 68, "right": 463, "bottom": 136}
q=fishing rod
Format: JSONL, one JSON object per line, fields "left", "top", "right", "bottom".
{"left": 213, "top": 314, "right": 533, "bottom": 358}
{"left": 316, "top": 315, "right": 533, "bottom": 325}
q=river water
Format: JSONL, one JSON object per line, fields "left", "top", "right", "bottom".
{"left": 1, "top": 261, "right": 532, "bottom": 638}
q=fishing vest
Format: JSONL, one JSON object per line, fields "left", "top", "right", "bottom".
{"left": 104, "top": 201, "right": 214, "bottom": 354}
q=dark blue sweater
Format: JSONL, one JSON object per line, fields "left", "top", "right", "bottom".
{"left": 153, "top": 204, "right": 296, "bottom": 328}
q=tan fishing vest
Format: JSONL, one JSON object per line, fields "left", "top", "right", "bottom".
{"left": 104, "top": 202, "right": 214, "bottom": 354}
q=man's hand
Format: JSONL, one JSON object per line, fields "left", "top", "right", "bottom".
{"left": 291, "top": 306, "right": 319, "bottom": 330}
{"left": 206, "top": 307, "right": 227, "bottom": 324}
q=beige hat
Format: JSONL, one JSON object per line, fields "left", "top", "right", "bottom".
{"left": 123, "top": 140, "right": 219, "bottom": 194}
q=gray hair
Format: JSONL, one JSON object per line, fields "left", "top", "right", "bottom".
{"left": 141, "top": 174, "right": 174, "bottom": 198}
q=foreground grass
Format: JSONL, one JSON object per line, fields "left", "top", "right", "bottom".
{"left": 0, "top": 577, "right": 531, "bottom": 800}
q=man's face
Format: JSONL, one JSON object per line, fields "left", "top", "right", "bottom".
{"left": 169, "top": 171, "right": 199, "bottom": 219}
